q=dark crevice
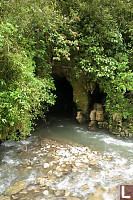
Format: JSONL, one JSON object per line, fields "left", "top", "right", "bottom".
{"left": 89, "top": 84, "right": 106, "bottom": 111}
{"left": 48, "top": 75, "right": 76, "bottom": 117}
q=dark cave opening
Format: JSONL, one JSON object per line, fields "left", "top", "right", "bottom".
{"left": 49, "top": 75, "right": 76, "bottom": 117}
{"left": 89, "top": 84, "right": 106, "bottom": 111}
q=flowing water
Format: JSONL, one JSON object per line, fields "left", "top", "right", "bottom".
{"left": 0, "top": 116, "right": 133, "bottom": 199}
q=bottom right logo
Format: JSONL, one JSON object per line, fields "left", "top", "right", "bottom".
{"left": 119, "top": 185, "right": 133, "bottom": 200}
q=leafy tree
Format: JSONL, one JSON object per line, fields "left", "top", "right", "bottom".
{"left": 0, "top": 1, "right": 56, "bottom": 140}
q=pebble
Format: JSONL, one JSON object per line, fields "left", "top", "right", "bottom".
{"left": 43, "top": 163, "right": 50, "bottom": 168}
{"left": 43, "top": 190, "right": 49, "bottom": 195}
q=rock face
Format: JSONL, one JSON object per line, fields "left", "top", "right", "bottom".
{"left": 52, "top": 64, "right": 95, "bottom": 116}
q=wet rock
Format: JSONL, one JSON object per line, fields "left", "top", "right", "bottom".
{"left": 43, "top": 190, "right": 49, "bottom": 195}
{"left": 64, "top": 190, "right": 73, "bottom": 197}
{"left": 76, "top": 111, "right": 86, "bottom": 124}
{"left": 33, "top": 188, "right": 41, "bottom": 193}
{"left": 35, "top": 177, "right": 46, "bottom": 185}
{"left": 90, "top": 110, "right": 96, "bottom": 121}
{"left": 88, "top": 120, "right": 97, "bottom": 127}
{"left": 120, "top": 132, "right": 125, "bottom": 137}
{"left": 81, "top": 184, "right": 90, "bottom": 190}
{"left": 98, "top": 122, "right": 103, "bottom": 129}
{"left": 54, "top": 171, "right": 63, "bottom": 177}
{"left": 89, "top": 188, "right": 105, "bottom": 200}
{"left": 96, "top": 111, "right": 104, "bottom": 122}
{"left": 11, "top": 195, "right": 18, "bottom": 200}
{"left": 54, "top": 189, "right": 65, "bottom": 196}
{"left": 56, "top": 166, "right": 63, "bottom": 172}
{"left": 19, "top": 189, "right": 28, "bottom": 194}
{"left": 0, "top": 195, "right": 10, "bottom": 200}
{"left": 48, "top": 170, "right": 53, "bottom": 175}
{"left": 43, "top": 163, "right": 50, "bottom": 168}
{"left": 4, "top": 181, "right": 27, "bottom": 196}
{"left": 26, "top": 159, "right": 34, "bottom": 166}
{"left": 102, "top": 121, "right": 108, "bottom": 129}
{"left": 129, "top": 133, "right": 133, "bottom": 137}
{"left": 72, "top": 166, "right": 78, "bottom": 172}
{"left": 88, "top": 121, "right": 98, "bottom": 131}
{"left": 124, "top": 129, "right": 129, "bottom": 137}
{"left": 108, "top": 186, "right": 118, "bottom": 195}
{"left": 27, "top": 185, "right": 36, "bottom": 191}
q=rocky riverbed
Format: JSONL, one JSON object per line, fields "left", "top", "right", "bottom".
{"left": 0, "top": 137, "right": 133, "bottom": 200}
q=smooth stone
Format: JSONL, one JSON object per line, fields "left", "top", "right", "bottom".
{"left": 4, "top": 181, "right": 27, "bottom": 196}
{"left": 43, "top": 190, "right": 49, "bottom": 195}
{"left": 11, "top": 195, "right": 18, "bottom": 200}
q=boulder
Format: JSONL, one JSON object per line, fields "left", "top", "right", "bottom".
{"left": 98, "top": 122, "right": 103, "bottom": 129}
{"left": 96, "top": 111, "right": 104, "bottom": 122}
{"left": 90, "top": 110, "right": 96, "bottom": 121}
{"left": 4, "top": 181, "right": 27, "bottom": 196}
{"left": 88, "top": 121, "right": 97, "bottom": 131}
{"left": 76, "top": 111, "right": 86, "bottom": 124}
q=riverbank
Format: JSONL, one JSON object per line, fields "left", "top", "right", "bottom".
{"left": 1, "top": 137, "right": 132, "bottom": 200}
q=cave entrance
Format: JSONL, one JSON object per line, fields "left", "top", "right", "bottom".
{"left": 49, "top": 75, "right": 75, "bottom": 117}
{"left": 89, "top": 84, "right": 106, "bottom": 111}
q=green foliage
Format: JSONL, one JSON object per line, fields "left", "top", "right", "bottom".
{"left": 0, "top": 3, "right": 56, "bottom": 140}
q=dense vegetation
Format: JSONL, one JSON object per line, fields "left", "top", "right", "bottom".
{"left": 0, "top": 0, "right": 132, "bottom": 140}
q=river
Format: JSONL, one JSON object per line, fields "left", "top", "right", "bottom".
{"left": 0, "top": 116, "right": 133, "bottom": 199}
